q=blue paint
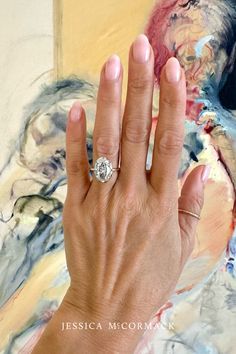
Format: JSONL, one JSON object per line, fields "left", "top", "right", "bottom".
{"left": 194, "top": 35, "right": 214, "bottom": 58}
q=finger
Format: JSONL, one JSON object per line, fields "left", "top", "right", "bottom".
{"left": 150, "top": 57, "right": 186, "bottom": 197}
{"left": 119, "top": 34, "right": 154, "bottom": 187}
{"left": 66, "top": 101, "right": 91, "bottom": 203}
{"left": 178, "top": 165, "right": 211, "bottom": 255}
{"left": 90, "top": 54, "right": 123, "bottom": 189}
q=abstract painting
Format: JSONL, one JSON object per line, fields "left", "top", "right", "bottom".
{"left": 0, "top": 0, "right": 236, "bottom": 353}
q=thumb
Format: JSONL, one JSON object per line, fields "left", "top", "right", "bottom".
{"left": 178, "top": 165, "right": 211, "bottom": 254}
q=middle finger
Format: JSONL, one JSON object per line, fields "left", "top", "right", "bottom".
{"left": 119, "top": 34, "right": 154, "bottom": 187}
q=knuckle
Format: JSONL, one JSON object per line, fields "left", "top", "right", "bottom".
{"left": 128, "top": 76, "right": 151, "bottom": 95}
{"left": 145, "top": 195, "right": 160, "bottom": 219}
{"left": 68, "top": 134, "right": 84, "bottom": 145}
{"left": 99, "top": 92, "right": 120, "bottom": 106}
{"left": 95, "top": 135, "right": 119, "bottom": 157}
{"left": 184, "top": 193, "right": 204, "bottom": 212}
{"left": 119, "top": 190, "right": 142, "bottom": 216}
{"left": 162, "top": 93, "right": 184, "bottom": 111}
{"left": 159, "top": 198, "right": 176, "bottom": 218}
{"left": 89, "top": 201, "right": 106, "bottom": 221}
{"left": 66, "top": 156, "right": 85, "bottom": 175}
{"left": 158, "top": 129, "right": 183, "bottom": 156}
{"left": 124, "top": 119, "right": 150, "bottom": 143}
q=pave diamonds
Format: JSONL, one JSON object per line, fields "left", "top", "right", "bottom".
{"left": 94, "top": 157, "right": 113, "bottom": 183}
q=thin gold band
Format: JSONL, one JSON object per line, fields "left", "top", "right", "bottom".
{"left": 178, "top": 209, "right": 201, "bottom": 220}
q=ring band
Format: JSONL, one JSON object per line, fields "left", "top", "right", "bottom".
{"left": 178, "top": 208, "right": 201, "bottom": 220}
{"left": 90, "top": 156, "right": 120, "bottom": 183}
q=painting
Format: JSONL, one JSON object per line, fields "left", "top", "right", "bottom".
{"left": 0, "top": 0, "right": 236, "bottom": 353}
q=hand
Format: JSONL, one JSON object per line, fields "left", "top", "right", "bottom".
{"left": 32, "top": 34, "right": 210, "bottom": 354}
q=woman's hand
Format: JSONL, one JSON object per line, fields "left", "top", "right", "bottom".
{"left": 32, "top": 34, "right": 210, "bottom": 354}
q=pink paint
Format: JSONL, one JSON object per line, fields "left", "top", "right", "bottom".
{"left": 145, "top": 0, "right": 179, "bottom": 82}
{"left": 145, "top": 1, "right": 207, "bottom": 123}
{"left": 154, "top": 301, "right": 173, "bottom": 322}
{"left": 19, "top": 325, "right": 46, "bottom": 354}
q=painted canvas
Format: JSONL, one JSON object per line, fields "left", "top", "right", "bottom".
{"left": 0, "top": 0, "right": 236, "bottom": 353}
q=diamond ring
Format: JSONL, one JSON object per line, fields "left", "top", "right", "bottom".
{"left": 90, "top": 157, "right": 120, "bottom": 183}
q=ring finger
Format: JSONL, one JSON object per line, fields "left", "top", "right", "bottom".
{"left": 90, "top": 54, "right": 123, "bottom": 192}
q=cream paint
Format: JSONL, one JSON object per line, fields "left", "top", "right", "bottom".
{"left": 0, "top": 250, "right": 68, "bottom": 351}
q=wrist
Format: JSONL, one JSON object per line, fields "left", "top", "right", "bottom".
{"left": 32, "top": 295, "right": 144, "bottom": 354}
{"left": 58, "top": 297, "right": 144, "bottom": 354}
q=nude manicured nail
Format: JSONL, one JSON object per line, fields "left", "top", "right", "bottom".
{"left": 105, "top": 54, "right": 121, "bottom": 80}
{"left": 70, "top": 102, "right": 82, "bottom": 122}
{"left": 132, "top": 34, "right": 150, "bottom": 63}
{"left": 165, "top": 57, "right": 181, "bottom": 83}
{"left": 201, "top": 165, "right": 211, "bottom": 184}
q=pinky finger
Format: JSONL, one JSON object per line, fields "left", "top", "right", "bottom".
{"left": 66, "top": 101, "right": 91, "bottom": 203}
{"left": 178, "top": 165, "right": 211, "bottom": 259}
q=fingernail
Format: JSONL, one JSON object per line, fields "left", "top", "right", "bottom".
{"left": 165, "top": 57, "right": 181, "bottom": 83}
{"left": 70, "top": 102, "right": 82, "bottom": 122}
{"left": 132, "top": 34, "right": 150, "bottom": 63}
{"left": 201, "top": 165, "right": 211, "bottom": 184}
{"left": 105, "top": 54, "right": 121, "bottom": 80}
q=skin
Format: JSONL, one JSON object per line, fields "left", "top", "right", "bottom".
{"left": 32, "top": 34, "right": 209, "bottom": 354}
